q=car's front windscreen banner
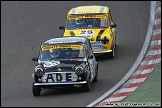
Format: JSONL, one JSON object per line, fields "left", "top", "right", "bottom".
{"left": 42, "top": 45, "right": 83, "bottom": 51}
{"left": 67, "top": 15, "right": 107, "bottom": 20}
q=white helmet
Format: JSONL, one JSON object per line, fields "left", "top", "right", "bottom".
{"left": 75, "top": 18, "right": 84, "bottom": 24}
{"left": 50, "top": 49, "right": 60, "bottom": 58}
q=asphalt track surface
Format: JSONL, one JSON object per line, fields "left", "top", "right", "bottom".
{"left": 1, "top": 1, "right": 150, "bottom": 107}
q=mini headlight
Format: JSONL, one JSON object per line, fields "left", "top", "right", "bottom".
{"left": 101, "top": 36, "right": 109, "bottom": 44}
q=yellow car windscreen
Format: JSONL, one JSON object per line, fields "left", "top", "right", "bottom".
{"left": 66, "top": 15, "right": 108, "bottom": 29}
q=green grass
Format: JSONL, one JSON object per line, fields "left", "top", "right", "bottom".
{"left": 117, "top": 62, "right": 161, "bottom": 107}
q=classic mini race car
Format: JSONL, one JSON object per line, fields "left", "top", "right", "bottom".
{"left": 32, "top": 37, "right": 98, "bottom": 96}
{"left": 59, "top": 5, "right": 117, "bottom": 59}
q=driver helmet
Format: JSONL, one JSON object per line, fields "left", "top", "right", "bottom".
{"left": 65, "top": 48, "right": 72, "bottom": 55}
{"left": 75, "top": 18, "right": 84, "bottom": 24}
{"left": 50, "top": 49, "right": 60, "bottom": 58}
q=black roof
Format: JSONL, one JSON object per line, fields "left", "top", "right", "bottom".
{"left": 42, "top": 36, "right": 87, "bottom": 46}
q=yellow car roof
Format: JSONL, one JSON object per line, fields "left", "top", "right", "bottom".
{"left": 68, "top": 5, "right": 109, "bottom": 15}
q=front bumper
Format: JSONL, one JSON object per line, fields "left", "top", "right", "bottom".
{"left": 34, "top": 81, "right": 87, "bottom": 86}
{"left": 90, "top": 41, "right": 112, "bottom": 54}
{"left": 93, "top": 50, "right": 112, "bottom": 54}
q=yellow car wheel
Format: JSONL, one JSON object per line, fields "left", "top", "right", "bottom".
{"left": 109, "top": 47, "right": 114, "bottom": 59}
{"left": 105, "top": 42, "right": 115, "bottom": 59}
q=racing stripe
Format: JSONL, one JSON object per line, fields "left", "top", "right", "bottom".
{"left": 70, "top": 31, "right": 75, "bottom": 36}
{"left": 96, "top": 30, "right": 105, "bottom": 41}
{"left": 100, "top": 6, "right": 105, "bottom": 13}
{"left": 71, "top": 8, "right": 76, "bottom": 14}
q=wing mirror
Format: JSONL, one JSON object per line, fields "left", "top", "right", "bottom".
{"left": 110, "top": 24, "right": 117, "bottom": 28}
{"left": 59, "top": 26, "right": 65, "bottom": 30}
{"left": 32, "top": 57, "right": 38, "bottom": 61}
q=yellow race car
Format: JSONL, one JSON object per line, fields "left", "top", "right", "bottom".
{"left": 59, "top": 5, "right": 117, "bottom": 59}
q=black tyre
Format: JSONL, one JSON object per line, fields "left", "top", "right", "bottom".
{"left": 82, "top": 76, "right": 91, "bottom": 92}
{"left": 32, "top": 84, "right": 41, "bottom": 96}
{"left": 93, "top": 75, "right": 98, "bottom": 82}
{"left": 104, "top": 49, "right": 114, "bottom": 59}
{"left": 108, "top": 47, "right": 114, "bottom": 59}
{"left": 82, "top": 82, "right": 90, "bottom": 92}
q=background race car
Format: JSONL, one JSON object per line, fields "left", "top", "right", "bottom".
{"left": 59, "top": 5, "right": 117, "bottom": 59}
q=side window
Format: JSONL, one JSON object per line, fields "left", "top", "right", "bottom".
{"left": 84, "top": 42, "right": 89, "bottom": 57}
{"left": 100, "top": 18, "right": 108, "bottom": 27}
{"left": 86, "top": 40, "right": 93, "bottom": 56}
{"left": 67, "top": 20, "right": 76, "bottom": 29}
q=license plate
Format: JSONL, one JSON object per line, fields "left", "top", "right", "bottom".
{"left": 42, "top": 73, "right": 78, "bottom": 82}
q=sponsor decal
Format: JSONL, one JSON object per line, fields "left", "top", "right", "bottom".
{"left": 42, "top": 45, "right": 83, "bottom": 51}
{"left": 68, "top": 15, "right": 107, "bottom": 20}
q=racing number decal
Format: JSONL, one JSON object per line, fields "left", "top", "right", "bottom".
{"left": 80, "top": 30, "right": 86, "bottom": 34}
{"left": 43, "top": 61, "right": 60, "bottom": 67}
{"left": 80, "top": 30, "right": 93, "bottom": 34}
{"left": 80, "top": 30, "right": 94, "bottom": 38}
{"left": 87, "top": 30, "right": 93, "bottom": 34}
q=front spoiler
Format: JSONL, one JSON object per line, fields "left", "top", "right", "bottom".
{"left": 34, "top": 81, "right": 87, "bottom": 86}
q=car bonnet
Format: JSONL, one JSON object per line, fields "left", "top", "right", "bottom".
{"left": 39, "top": 60, "right": 85, "bottom": 72}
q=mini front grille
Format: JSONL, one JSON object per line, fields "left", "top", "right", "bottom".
{"left": 91, "top": 42, "right": 103, "bottom": 50}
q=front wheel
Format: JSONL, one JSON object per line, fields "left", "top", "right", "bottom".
{"left": 32, "top": 83, "right": 41, "bottom": 96}
{"left": 104, "top": 49, "right": 114, "bottom": 59}
{"left": 108, "top": 47, "right": 114, "bottom": 59}
{"left": 82, "top": 82, "right": 90, "bottom": 92}
{"left": 82, "top": 75, "right": 91, "bottom": 92}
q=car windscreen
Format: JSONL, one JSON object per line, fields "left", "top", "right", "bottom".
{"left": 40, "top": 44, "right": 85, "bottom": 60}
{"left": 66, "top": 15, "right": 108, "bottom": 29}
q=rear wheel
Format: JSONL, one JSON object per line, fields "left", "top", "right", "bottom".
{"left": 113, "top": 28, "right": 117, "bottom": 48}
{"left": 32, "top": 83, "right": 41, "bottom": 96}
